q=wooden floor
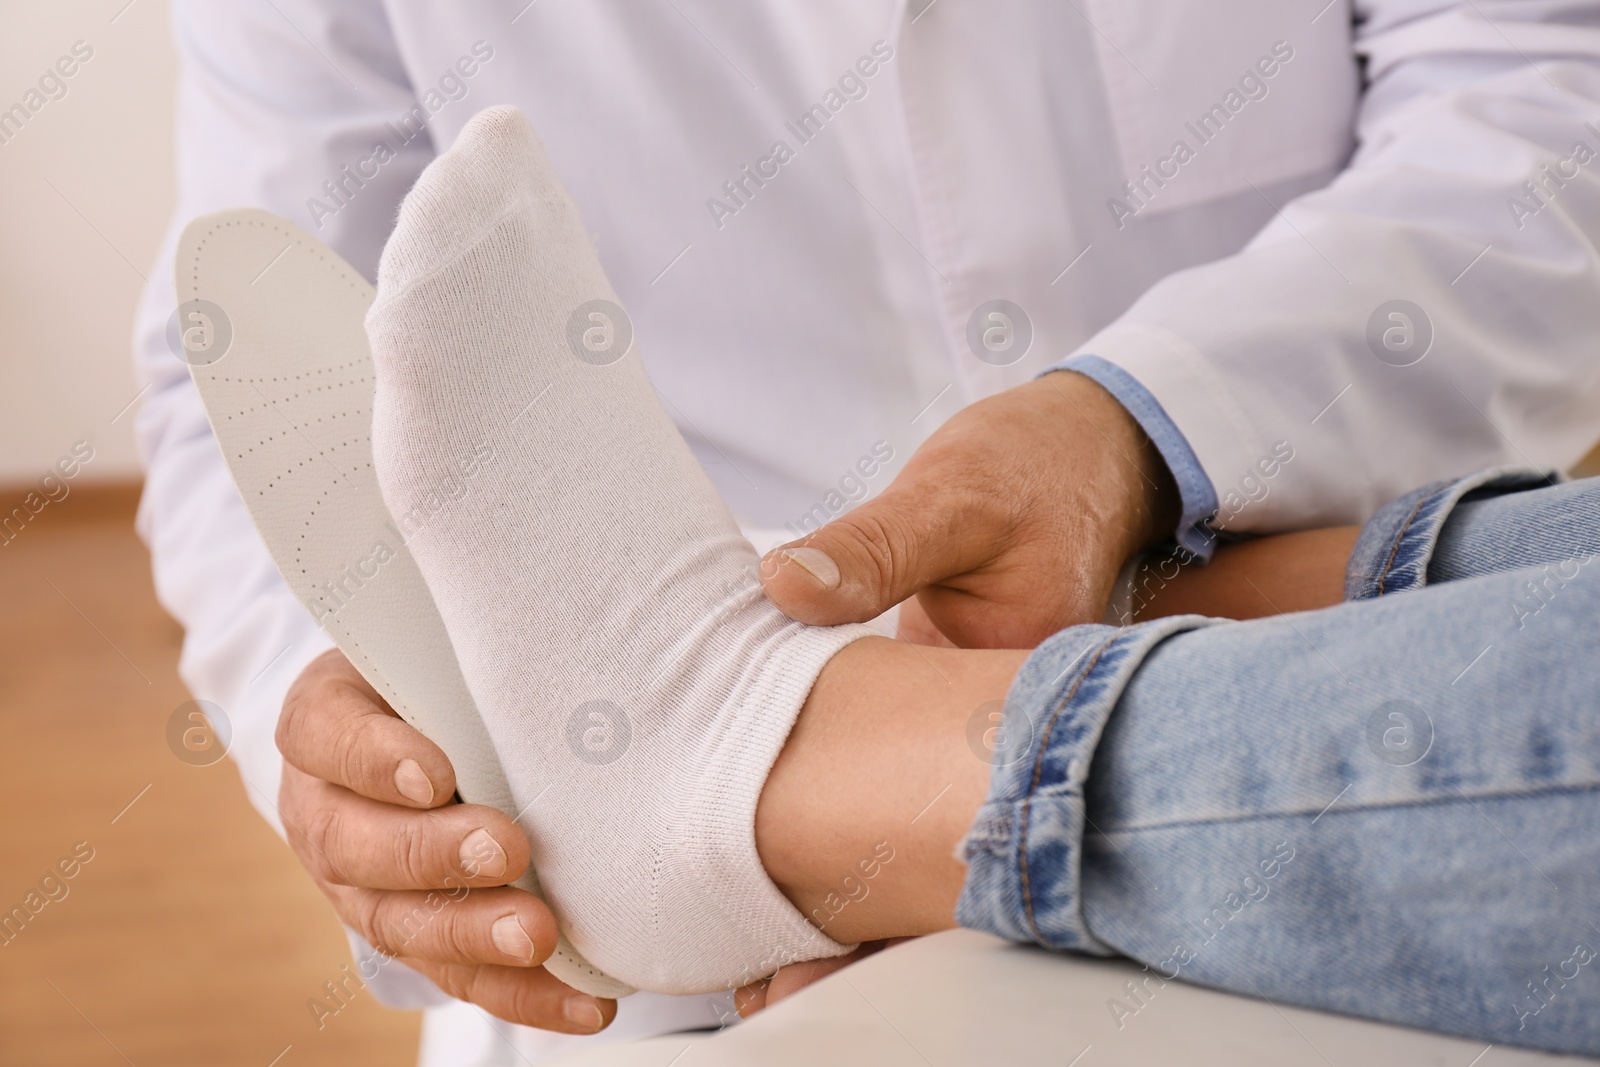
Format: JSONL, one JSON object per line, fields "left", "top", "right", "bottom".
{"left": 0, "top": 483, "right": 420, "bottom": 1064}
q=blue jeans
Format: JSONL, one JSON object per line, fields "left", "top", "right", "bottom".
{"left": 956, "top": 468, "right": 1600, "bottom": 1055}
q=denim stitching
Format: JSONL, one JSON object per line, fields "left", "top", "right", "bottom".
{"left": 1018, "top": 631, "right": 1121, "bottom": 949}
{"left": 1374, "top": 470, "right": 1554, "bottom": 597}
{"left": 1376, "top": 494, "right": 1430, "bottom": 597}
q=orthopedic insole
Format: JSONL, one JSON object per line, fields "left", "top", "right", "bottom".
{"left": 176, "top": 208, "right": 631, "bottom": 999}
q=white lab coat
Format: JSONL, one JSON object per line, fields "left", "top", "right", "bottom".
{"left": 133, "top": 1, "right": 1600, "bottom": 1062}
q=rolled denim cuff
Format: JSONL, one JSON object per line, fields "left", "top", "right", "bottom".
{"left": 955, "top": 615, "right": 1212, "bottom": 953}
{"left": 1344, "top": 466, "right": 1560, "bottom": 601}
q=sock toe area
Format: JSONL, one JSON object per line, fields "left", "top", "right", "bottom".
{"left": 373, "top": 105, "right": 579, "bottom": 302}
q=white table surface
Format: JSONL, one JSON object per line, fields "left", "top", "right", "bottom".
{"left": 547, "top": 929, "right": 1595, "bottom": 1067}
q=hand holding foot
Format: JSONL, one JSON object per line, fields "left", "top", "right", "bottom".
{"left": 759, "top": 372, "right": 1180, "bottom": 647}
{"left": 277, "top": 650, "right": 615, "bottom": 1032}
{"left": 358, "top": 104, "right": 1360, "bottom": 1010}
{"left": 367, "top": 107, "right": 876, "bottom": 995}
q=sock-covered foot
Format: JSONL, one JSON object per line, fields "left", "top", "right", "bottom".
{"left": 367, "top": 106, "right": 871, "bottom": 995}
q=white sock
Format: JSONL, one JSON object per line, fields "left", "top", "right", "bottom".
{"left": 367, "top": 106, "right": 871, "bottom": 995}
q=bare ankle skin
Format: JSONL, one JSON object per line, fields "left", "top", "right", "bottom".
{"left": 755, "top": 637, "right": 1029, "bottom": 944}
{"left": 755, "top": 525, "right": 1360, "bottom": 946}
{"left": 1134, "top": 526, "right": 1362, "bottom": 621}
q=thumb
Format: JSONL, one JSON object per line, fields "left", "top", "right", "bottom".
{"left": 758, "top": 485, "right": 997, "bottom": 627}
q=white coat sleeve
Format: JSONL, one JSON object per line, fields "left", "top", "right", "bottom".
{"left": 1073, "top": 0, "right": 1600, "bottom": 531}
{"left": 133, "top": 0, "right": 448, "bottom": 1007}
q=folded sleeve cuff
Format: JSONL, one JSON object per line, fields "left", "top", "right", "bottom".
{"left": 1047, "top": 355, "right": 1220, "bottom": 561}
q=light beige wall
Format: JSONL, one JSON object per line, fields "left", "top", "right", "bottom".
{"left": 0, "top": 0, "right": 175, "bottom": 485}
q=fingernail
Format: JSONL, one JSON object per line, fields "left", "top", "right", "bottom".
{"left": 459, "top": 828, "right": 507, "bottom": 879}
{"left": 782, "top": 547, "right": 840, "bottom": 590}
{"left": 563, "top": 996, "right": 605, "bottom": 1032}
{"left": 491, "top": 914, "right": 536, "bottom": 962}
{"left": 394, "top": 758, "right": 434, "bottom": 804}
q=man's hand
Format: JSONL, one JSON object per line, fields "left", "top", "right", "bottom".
{"left": 740, "top": 374, "right": 1178, "bottom": 1010}
{"left": 276, "top": 650, "right": 616, "bottom": 1034}
{"left": 760, "top": 372, "right": 1179, "bottom": 647}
